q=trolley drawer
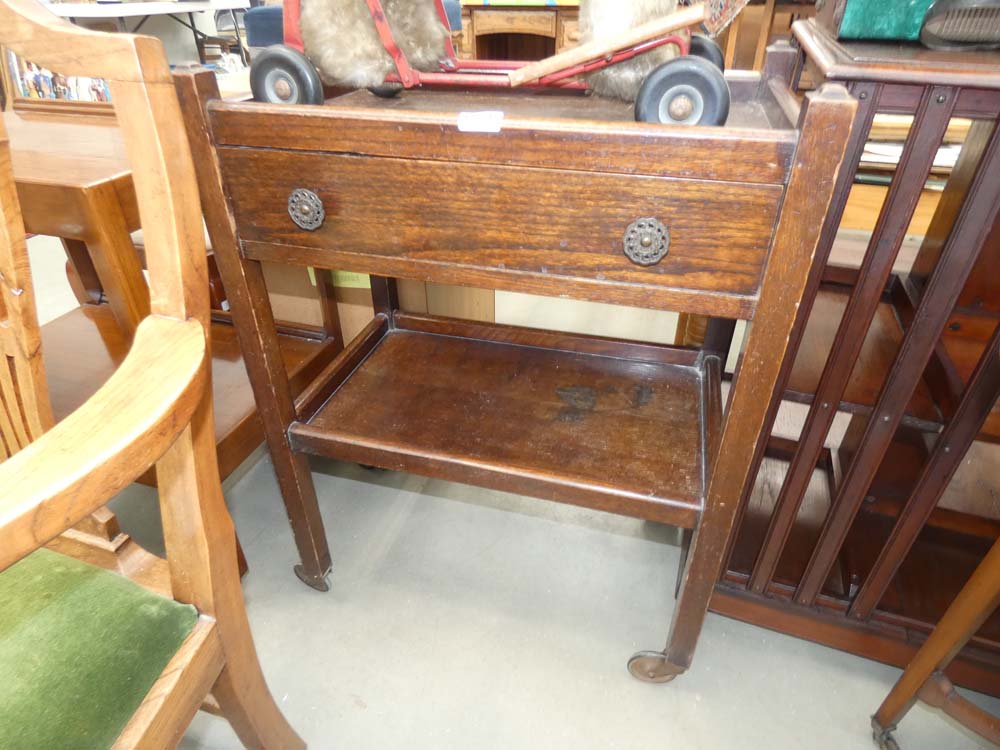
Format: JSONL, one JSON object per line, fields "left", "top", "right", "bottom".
{"left": 221, "top": 147, "right": 782, "bottom": 311}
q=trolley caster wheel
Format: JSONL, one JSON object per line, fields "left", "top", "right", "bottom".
{"left": 627, "top": 650, "right": 684, "bottom": 683}
{"left": 250, "top": 44, "right": 324, "bottom": 105}
{"left": 689, "top": 33, "right": 725, "bottom": 71}
{"left": 368, "top": 83, "right": 404, "bottom": 98}
{"left": 294, "top": 563, "right": 331, "bottom": 592}
{"left": 635, "top": 56, "right": 730, "bottom": 127}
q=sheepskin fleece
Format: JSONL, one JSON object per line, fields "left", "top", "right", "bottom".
{"left": 582, "top": 0, "right": 683, "bottom": 101}
{"left": 300, "top": 0, "right": 449, "bottom": 88}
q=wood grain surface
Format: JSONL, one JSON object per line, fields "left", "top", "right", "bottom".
{"left": 291, "top": 325, "right": 714, "bottom": 527}
{"left": 223, "top": 148, "right": 781, "bottom": 318}
{"left": 207, "top": 90, "right": 796, "bottom": 185}
{"left": 39, "top": 300, "right": 336, "bottom": 482}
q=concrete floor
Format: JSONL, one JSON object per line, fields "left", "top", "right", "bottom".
{"left": 26, "top": 235, "right": 1000, "bottom": 749}
{"left": 122, "top": 456, "right": 998, "bottom": 750}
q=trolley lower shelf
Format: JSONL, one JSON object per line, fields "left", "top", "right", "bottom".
{"left": 289, "top": 313, "right": 722, "bottom": 528}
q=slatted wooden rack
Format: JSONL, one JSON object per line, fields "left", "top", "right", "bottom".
{"left": 714, "top": 19, "right": 1000, "bottom": 698}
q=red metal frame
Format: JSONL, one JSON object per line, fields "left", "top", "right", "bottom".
{"left": 365, "top": 0, "right": 420, "bottom": 87}
{"left": 281, "top": 0, "right": 692, "bottom": 93}
{"left": 432, "top": 0, "right": 458, "bottom": 61}
{"left": 283, "top": 0, "right": 304, "bottom": 52}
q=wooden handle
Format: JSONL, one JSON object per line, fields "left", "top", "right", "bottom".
{"left": 508, "top": 3, "right": 707, "bottom": 87}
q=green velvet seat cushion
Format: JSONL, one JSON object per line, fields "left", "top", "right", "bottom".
{"left": 0, "top": 548, "right": 197, "bottom": 750}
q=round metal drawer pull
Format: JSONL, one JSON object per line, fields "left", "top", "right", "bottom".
{"left": 288, "top": 188, "right": 325, "bottom": 231}
{"left": 623, "top": 218, "right": 669, "bottom": 266}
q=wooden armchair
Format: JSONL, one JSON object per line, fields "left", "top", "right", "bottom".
{"left": 0, "top": 1, "right": 302, "bottom": 747}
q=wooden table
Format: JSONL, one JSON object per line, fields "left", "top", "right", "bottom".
{"left": 44, "top": 0, "right": 251, "bottom": 65}
{"left": 7, "top": 108, "right": 147, "bottom": 336}
{"left": 714, "top": 19, "right": 1000, "bottom": 697}
{"left": 7, "top": 106, "right": 342, "bottom": 481}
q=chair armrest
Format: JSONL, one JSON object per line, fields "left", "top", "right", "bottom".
{"left": 0, "top": 315, "right": 207, "bottom": 572}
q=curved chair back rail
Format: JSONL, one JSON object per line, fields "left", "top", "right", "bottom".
{"left": 0, "top": 0, "right": 207, "bottom": 324}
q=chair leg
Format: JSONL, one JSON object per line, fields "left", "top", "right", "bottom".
{"left": 208, "top": 553, "right": 299, "bottom": 748}
{"left": 158, "top": 394, "right": 304, "bottom": 750}
{"left": 212, "top": 651, "right": 304, "bottom": 750}
{"left": 872, "top": 532, "right": 1000, "bottom": 738}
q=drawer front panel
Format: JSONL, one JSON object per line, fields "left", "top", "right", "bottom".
{"left": 473, "top": 9, "right": 556, "bottom": 37}
{"left": 221, "top": 147, "right": 781, "bottom": 299}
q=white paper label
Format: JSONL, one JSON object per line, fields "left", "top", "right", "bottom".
{"left": 456, "top": 110, "right": 504, "bottom": 133}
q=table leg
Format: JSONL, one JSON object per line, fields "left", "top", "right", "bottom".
{"left": 230, "top": 9, "right": 247, "bottom": 66}
{"left": 80, "top": 181, "right": 150, "bottom": 338}
{"left": 61, "top": 237, "right": 103, "bottom": 305}
{"left": 190, "top": 12, "right": 206, "bottom": 65}
{"left": 315, "top": 268, "right": 342, "bottom": 340}
{"left": 702, "top": 318, "right": 737, "bottom": 358}
{"left": 174, "top": 70, "right": 334, "bottom": 590}
{"left": 724, "top": 11, "right": 742, "bottom": 69}
{"left": 722, "top": 79, "right": 880, "bottom": 580}
{"left": 753, "top": 0, "right": 777, "bottom": 71}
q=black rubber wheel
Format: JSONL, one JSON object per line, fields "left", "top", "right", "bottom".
{"left": 368, "top": 83, "right": 404, "bottom": 98}
{"left": 250, "top": 44, "right": 324, "bottom": 105}
{"left": 689, "top": 33, "right": 724, "bottom": 71}
{"left": 634, "top": 56, "right": 730, "bottom": 127}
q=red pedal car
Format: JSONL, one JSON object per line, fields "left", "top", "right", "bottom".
{"left": 249, "top": 1, "right": 731, "bottom": 126}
